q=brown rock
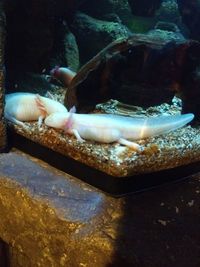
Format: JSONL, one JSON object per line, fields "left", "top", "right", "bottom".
{"left": 1, "top": 151, "right": 200, "bottom": 266}
{"left": 0, "top": 151, "right": 121, "bottom": 266}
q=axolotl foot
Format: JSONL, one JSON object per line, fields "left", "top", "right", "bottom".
{"left": 72, "top": 129, "right": 85, "bottom": 143}
{"left": 118, "top": 138, "right": 143, "bottom": 152}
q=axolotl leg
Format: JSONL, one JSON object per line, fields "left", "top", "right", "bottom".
{"left": 35, "top": 94, "right": 47, "bottom": 128}
{"left": 71, "top": 129, "right": 85, "bottom": 143}
{"left": 118, "top": 138, "right": 142, "bottom": 152}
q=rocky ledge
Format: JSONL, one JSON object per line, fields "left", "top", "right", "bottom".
{"left": 0, "top": 150, "right": 200, "bottom": 266}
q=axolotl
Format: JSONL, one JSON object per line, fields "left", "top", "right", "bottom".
{"left": 45, "top": 111, "right": 194, "bottom": 151}
{"left": 50, "top": 66, "right": 76, "bottom": 86}
{"left": 5, "top": 92, "right": 68, "bottom": 127}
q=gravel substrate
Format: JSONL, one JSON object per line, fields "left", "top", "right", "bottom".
{"left": 8, "top": 92, "right": 200, "bottom": 177}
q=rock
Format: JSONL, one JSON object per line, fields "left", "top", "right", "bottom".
{"left": 65, "top": 33, "right": 200, "bottom": 122}
{"left": 146, "top": 21, "right": 186, "bottom": 43}
{"left": 79, "top": 0, "right": 133, "bottom": 25}
{"left": 155, "top": 0, "right": 181, "bottom": 24}
{"left": 64, "top": 34, "right": 182, "bottom": 113}
{"left": 70, "top": 12, "right": 131, "bottom": 64}
{"left": 1, "top": 151, "right": 200, "bottom": 266}
{"left": 49, "top": 23, "right": 80, "bottom": 72}
{"left": 0, "top": 152, "right": 120, "bottom": 266}
{"left": 63, "top": 30, "right": 80, "bottom": 71}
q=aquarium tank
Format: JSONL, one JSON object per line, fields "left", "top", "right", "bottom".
{"left": 1, "top": 0, "right": 200, "bottom": 192}
{"left": 2, "top": 1, "right": 200, "bottom": 266}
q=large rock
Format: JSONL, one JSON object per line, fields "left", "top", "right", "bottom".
{"left": 70, "top": 12, "right": 131, "bottom": 64}
{"left": 79, "top": 0, "right": 133, "bottom": 25}
{"left": 65, "top": 34, "right": 200, "bottom": 123}
{"left": 49, "top": 24, "right": 80, "bottom": 72}
{"left": 1, "top": 151, "right": 200, "bottom": 266}
{"left": 0, "top": 152, "right": 122, "bottom": 266}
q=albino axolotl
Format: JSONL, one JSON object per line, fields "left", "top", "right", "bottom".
{"left": 45, "top": 110, "right": 194, "bottom": 151}
{"left": 5, "top": 92, "right": 68, "bottom": 127}
{"left": 51, "top": 66, "right": 76, "bottom": 86}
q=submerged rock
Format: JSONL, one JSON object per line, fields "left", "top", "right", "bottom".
{"left": 50, "top": 24, "right": 80, "bottom": 72}
{"left": 65, "top": 34, "right": 200, "bottom": 122}
{"left": 65, "top": 34, "right": 177, "bottom": 112}
{"left": 70, "top": 12, "right": 131, "bottom": 64}
{"left": 155, "top": 0, "right": 181, "bottom": 24}
{"left": 147, "top": 21, "right": 185, "bottom": 43}
{"left": 79, "top": 0, "right": 133, "bottom": 25}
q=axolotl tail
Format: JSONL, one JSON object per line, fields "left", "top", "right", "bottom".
{"left": 136, "top": 113, "right": 194, "bottom": 139}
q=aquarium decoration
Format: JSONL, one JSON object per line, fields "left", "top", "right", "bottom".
{"left": 65, "top": 35, "right": 200, "bottom": 114}
{"left": 2, "top": 0, "right": 200, "bottom": 194}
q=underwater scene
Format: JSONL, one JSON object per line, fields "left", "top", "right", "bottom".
{"left": 3, "top": 0, "right": 200, "bottom": 178}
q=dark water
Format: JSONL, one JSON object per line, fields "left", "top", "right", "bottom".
{"left": 4, "top": 0, "right": 200, "bottom": 111}
{"left": 4, "top": 0, "right": 199, "bottom": 72}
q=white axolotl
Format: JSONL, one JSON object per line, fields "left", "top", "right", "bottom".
{"left": 51, "top": 66, "right": 76, "bottom": 86}
{"left": 5, "top": 92, "right": 68, "bottom": 127}
{"left": 45, "top": 110, "right": 194, "bottom": 151}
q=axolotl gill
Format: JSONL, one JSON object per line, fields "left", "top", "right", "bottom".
{"left": 4, "top": 92, "right": 194, "bottom": 151}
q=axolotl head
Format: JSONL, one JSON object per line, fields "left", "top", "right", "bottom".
{"left": 44, "top": 112, "right": 72, "bottom": 130}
